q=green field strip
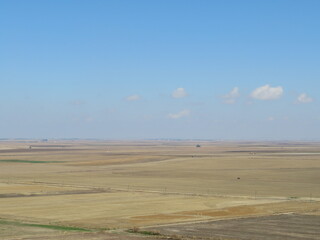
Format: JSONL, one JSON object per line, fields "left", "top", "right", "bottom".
{"left": 0, "top": 219, "right": 91, "bottom": 232}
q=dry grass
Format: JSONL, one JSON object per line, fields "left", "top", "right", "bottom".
{"left": 0, "top": 140, "right": 319, "bottom": 239}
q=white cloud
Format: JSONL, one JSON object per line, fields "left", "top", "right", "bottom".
{"left": 172, "top": 88, "right": 188, "bottom": 98}
{"left": 168, "top": 109, "right": 190, "bottom": 119}
{"left": 223, "top": 87, "right": 240, "bottom": 104}
{"left": 267, "top": 116, "right": 275, "bottom": 121}
{"left": 251, "top": 85, "right": 283, "bottom": 100}
{"left": 125, "top": 94, "right": 141, "bottom": 101}
{"left": 297, "top": 93, "right": 313, "bottom": 103}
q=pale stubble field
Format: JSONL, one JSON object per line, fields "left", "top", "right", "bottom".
{"left": 0, "top": 140, "right": 319, "bottom": 239}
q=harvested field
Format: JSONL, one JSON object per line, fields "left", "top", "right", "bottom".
{"left": 0, "top": 140, "right": 319, "bottom": 239}
{"left": 0, "top": 191, "right": 283, "bottom": 228}
{"left": 146, "top": 214, "right": 320, "bottom": 240}
{"left": 0, "top": 219, "right": 166, "bottom": 240}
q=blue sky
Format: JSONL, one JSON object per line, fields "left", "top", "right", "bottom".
{"left": 1, "top": 0, "right": 319, "bottom": 140}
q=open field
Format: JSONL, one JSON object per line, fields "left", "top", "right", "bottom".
{"left": 0, "top": 140, "right": 320, "bottom": 239}
{"left": 147, "top": 213, "right": 320, "bottom": 240}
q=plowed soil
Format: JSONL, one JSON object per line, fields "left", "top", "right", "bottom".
{"left": 147, "top": 214, "right": 320, "bottom": 240}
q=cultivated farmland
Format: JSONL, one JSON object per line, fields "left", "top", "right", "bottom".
{"left": 0, "top": 140, "right": 319, "bottom": 239}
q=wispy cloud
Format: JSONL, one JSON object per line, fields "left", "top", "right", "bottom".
{"left": 251, "top": 85, "right": 283, "bottom": 100}
{"left": 223, "top": 87, "right": 240, "bottom": 104}
{"left": 71, "top": 100, "right": 85, "bottom": 106}
{"left": 84, "top": 116, "right": 94, "bottom": 122}
{"left": 172, "top": 88, "right": 188, "bottom": 98}
{"left": 267, "top": 116, "right": 275, "bottom": 121}
{"left": 297, "top": 93, "right": 313, "bottom": 103}
{"left": 125, "top": 94, "right": 141, "bottom": 101}
{"left": 168, "top": 109, "right": 190, "bottom": 119}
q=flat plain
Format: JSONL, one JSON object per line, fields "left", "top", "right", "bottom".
{"left": 147, "top": 214, "right": 320, "bottom": 240}
{"left": 0, "top": 140, "right": 319, "bottom": 239}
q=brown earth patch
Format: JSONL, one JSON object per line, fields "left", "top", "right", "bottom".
{"left": 180, "top": 205, "right": 257, "bottom": 217}
{"left": 129, "top": 200, "right": 320, "bottom": 227}
{"left": 130, "top": 214, "right": 194, "bottom": 224}
{"left": 146, "top": 214, "right": 320, "bottom": 240}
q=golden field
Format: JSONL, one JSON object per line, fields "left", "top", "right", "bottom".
{"left": 0, "top": 140, "right": 319, "bottom": 239}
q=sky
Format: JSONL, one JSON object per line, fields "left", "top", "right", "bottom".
{"left": 1, "top": 0, "right": 320, "bottom": 140}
